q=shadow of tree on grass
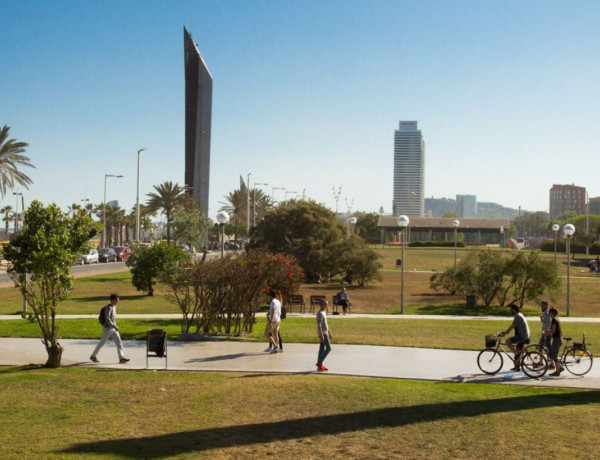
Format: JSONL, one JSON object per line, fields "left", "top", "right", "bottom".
{"left": 59, "top": 391, "right": 598, "bottom": 458}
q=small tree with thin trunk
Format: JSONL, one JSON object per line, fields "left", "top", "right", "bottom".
{"left": 2, "top": 200, "right": 101, "bottom": 368}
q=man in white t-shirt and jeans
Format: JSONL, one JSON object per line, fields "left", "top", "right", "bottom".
{"left": 267, "top": 289, "right": 282, "bottom": 353}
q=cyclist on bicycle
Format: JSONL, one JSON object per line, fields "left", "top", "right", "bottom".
{"left": 499, "top": 304, "right": 530, "bottom": 370}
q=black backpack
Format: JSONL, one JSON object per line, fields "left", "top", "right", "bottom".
{"left": 98, "top": 305, "right": 109, "bottom": 325}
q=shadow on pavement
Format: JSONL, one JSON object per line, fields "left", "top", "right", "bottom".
{"left": 60, "top": 390, "right": 598, "bottom": 458}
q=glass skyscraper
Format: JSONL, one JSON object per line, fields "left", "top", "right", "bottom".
{"left": 393, "top": 121, "right": 425, "bottom": 217}
{"left": 184, "top": 27, "right": 212, "bottom": 215}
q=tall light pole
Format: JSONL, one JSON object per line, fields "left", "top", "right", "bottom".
{"left": 103, "top": 174, "right": 124, "bottom": 247}
{"left": 271, "top": 187, "right": 285, "bottom": 201}
{"left": 246, "top": 173, "right": 251, "bottom": 239}
{"left": 452, "top": 219, "right": 460, "bottom": 269}
{"left": 80, "top": 197, "right": 90, "bottom": 216}
{"left": 285, "top": 190, "right": 297, "bottom": 200}
{"left": 397, "top": 215, "right": 410, "bottom": 314}
{"left": 12, "top": 192, "right": 22, "bottom": 234}
{"left": 552, "top": 223, "right": 560, "bottom": 263}
{"left": 216, "top": 211, "right": 230, "bottom": 259}
{"left": 252, "top": 182, "right": 268, "bottom": 227}
{"left": 563, "top": 223, "right": 575, "bottom": 317}
{"left": 136, "top": 148, "right": 146, "bottom": 242}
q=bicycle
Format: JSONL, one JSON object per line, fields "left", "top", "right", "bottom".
{"left": 525, "top": 333, "right": 593, "bottom": 376}
{"left": 477, "top": 333, "right": 548, "bottom": 378}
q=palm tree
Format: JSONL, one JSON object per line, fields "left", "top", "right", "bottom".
{"left": 145, "top": 181, "right": 184, "bottom": 243}
{"left": 67, "top": 203, "right": 82, "bottom": 217}
{"left": 219, "top": 189, "right": 247, "bottom": 243}
{"left": 250, "top": 188, "right": 274, "bottom": 225}
{"left": 1, "top": 205, "right": 12, "bottom": 238}
{"left": 0, "top": 125, "right": 35, "bottom": 198}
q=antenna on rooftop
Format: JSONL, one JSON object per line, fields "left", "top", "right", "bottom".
{"left": 345, "top": 197, "right": 354, "bottom": 215}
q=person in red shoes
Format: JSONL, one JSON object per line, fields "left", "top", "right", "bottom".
{"left": 316, "top": 299, "right": 332, "bottom": 371}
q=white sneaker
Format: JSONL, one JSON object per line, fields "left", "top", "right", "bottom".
{"left": 278, "top": 348, "right": 283, "bottom": 353}
{"left": 270, "top": 347, "right": 279, "bottom": 354}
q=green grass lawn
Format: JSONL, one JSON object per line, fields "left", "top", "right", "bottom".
{"left": 3, "top": 247, "right": 600, "bottom": 316}
{"left": 2, "top": 316, "right": 598, "bottom": 352}
{"left": 0, "top": 367, "right": 597, "bottom": 459}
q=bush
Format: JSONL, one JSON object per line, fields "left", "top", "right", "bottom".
{"left": 126, "top": 244, "right": 188, "bottom": 296}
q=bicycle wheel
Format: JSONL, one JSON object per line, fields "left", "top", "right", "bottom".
{"left": 477, "top": 348, "right": 503, "bottom": 375}
{"left": 521, "top": 350, "right": 548, "bottom": 378}
{"left": 563, "top": 347, "right": 593, "bottom": 376}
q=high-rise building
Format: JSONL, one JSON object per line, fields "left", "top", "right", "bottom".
{"left": 588, "top": 196, "right": 600, "bottom": 215}
{"left": 184, "top": 27, "right": 212, "bottom": 215}
{"left": 549, "top": 184, "right": 586, "bottom": 220}
{"left": 456, "top": 194, "right": 477, "bottom": 218}
{"left": 393, "top": 121, "right": 425, "bottom": 217}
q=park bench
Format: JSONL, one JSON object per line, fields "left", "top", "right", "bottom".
{"left": 332, "top": 294, "right": 352, "bottom": 314}
{"left": 309, "top": 295, "right": 327, "bottom": 314}
{"left": 286, "top": 294, "right": 306, "bottom": 314}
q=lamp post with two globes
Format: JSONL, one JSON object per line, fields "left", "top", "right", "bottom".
{"left": 397, "top": 215, "right": 410, "bottom": 314}
{"left": 563, "top": 223, "right": 575, "bottom": 316}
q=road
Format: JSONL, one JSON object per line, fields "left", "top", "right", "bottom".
{"left": 0, "top": 261, "right": 130, "bottom": 287}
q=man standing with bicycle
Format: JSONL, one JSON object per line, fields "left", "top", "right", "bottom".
{"left": 499, "top": 304, "right": 530, "bottom": 370}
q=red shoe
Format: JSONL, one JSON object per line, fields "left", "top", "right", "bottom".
{"left": 316, "top": 363, "right": 325, "bottom": 371}
{"left": 320, "top": 365, "right": 328, "bottom": 371}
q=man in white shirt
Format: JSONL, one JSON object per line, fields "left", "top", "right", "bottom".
{"left": 267, "top": 289, "right": 282, "bottom": 353}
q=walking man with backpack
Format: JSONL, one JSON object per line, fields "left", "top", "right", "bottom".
{"left": 90, "top": 293, "right": 130, "bottom": 364}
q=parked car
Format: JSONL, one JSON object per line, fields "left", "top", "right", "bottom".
{"left": 98, "top": 247, "right": 117, "bottom": 263}
{"left": 80, "top": 249, "right": 99, "bottom": 265}
{"left": 113, "top": 246, "right": 133, "bottom": 262}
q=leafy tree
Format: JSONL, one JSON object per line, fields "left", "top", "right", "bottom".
{"left": 0, "top": 125, "right": 35, "bottom": 197}
{"left": 248, "top": 200, "right": 382, "bottom": 285}
{"left": 2, "top": 201, "right": 101, "bottom": 367}
{"left": 335, "top": 235, "right": 382, "bottom": 286}
{"left": 248, "top": 200, "right": 347, "bottom": 279}
{"left": 161, "top": 250, "right": 303, "bottom": 337}
{"left": 354, "top": 212, "right": 381, "bottom": 243}
{"left": 126, "top": 244, "right": 187, "bottom": 296}
{"left": 146, "top": 181, "right": 185, "bottom": 243}
{"left": 172, "top": 197, "right": 211, "bottom": 251}
{"left": 430, "top": 250, "right": 560, "bottom": 308}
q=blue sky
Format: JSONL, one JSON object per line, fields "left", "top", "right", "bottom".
{"left": 2, "top": 0, "right": 599, "bottom": 220}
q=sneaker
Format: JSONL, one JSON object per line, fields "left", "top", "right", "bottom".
{"left": 264, "top": 347, "right": 272, "bottom": 352}
{"left": 278, "top": 348, "right": 283, "bottom": 353}
{"left": 90, "top": 355, "right": 99, "bottom": 363}
{"left": 317, "top": 364, "right": 326, "bottom": 372}
{"left": 511, "top": 366, "right": 520, "bottom": 371}
{"left": 320, "top": 365, "right": 328, "bottom": 371}
{"left": 270, "top": 347, "right": 279, "bottom": 354}
{"left": 119, "top": 357, "right": 130, "bottom": 363}
{"left": 549, "top": 371, "right": 561, "bottom": 377}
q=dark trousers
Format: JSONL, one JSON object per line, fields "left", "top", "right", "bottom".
{"left": 317, "top": 335, "right": 331, "bottom": 365}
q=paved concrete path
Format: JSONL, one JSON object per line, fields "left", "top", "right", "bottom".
{"left": 1, "top": 337, "right": 598, "bottom": 390}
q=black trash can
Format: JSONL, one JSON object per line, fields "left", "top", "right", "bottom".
{"left": 146, "top": 329, "right": 168, "bottom": 368}
{"left": 466, "top": 295, "right": 478, "bottom": 308}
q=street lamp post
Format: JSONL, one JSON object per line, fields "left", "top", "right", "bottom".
{"left": 563, "top": 223, "right": 575, "bottom": 317}
{"left": 135, "top": 148, "right": 146, "bottom": 242}
{"left": 271, "top": 187, "right": 285, "bottom": 201}
{"left": 252, "top": 182, "right": 268, "bottom": 227}
{"left": 80, "top": 197, "right": 90, "bottom": 216}
{"left": 397, "top": 215, "right": 410, "bottom": 314}
{"left": 452, "top": 219, "right": 460, "bottom": 269}
{"left": 349, "top": 216, "right": 357, "bottom": 236}
{"left": 552, "top": 223, "right": 560, "bottom": 263}
{"left": 216, "top": 211, "right": 230, "bottom": 259}
{"left": 12, "top": 192, "right": 22, "bottom": 234}
{"left": 103, "top": 174, "right": 124, "bottom": 247}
